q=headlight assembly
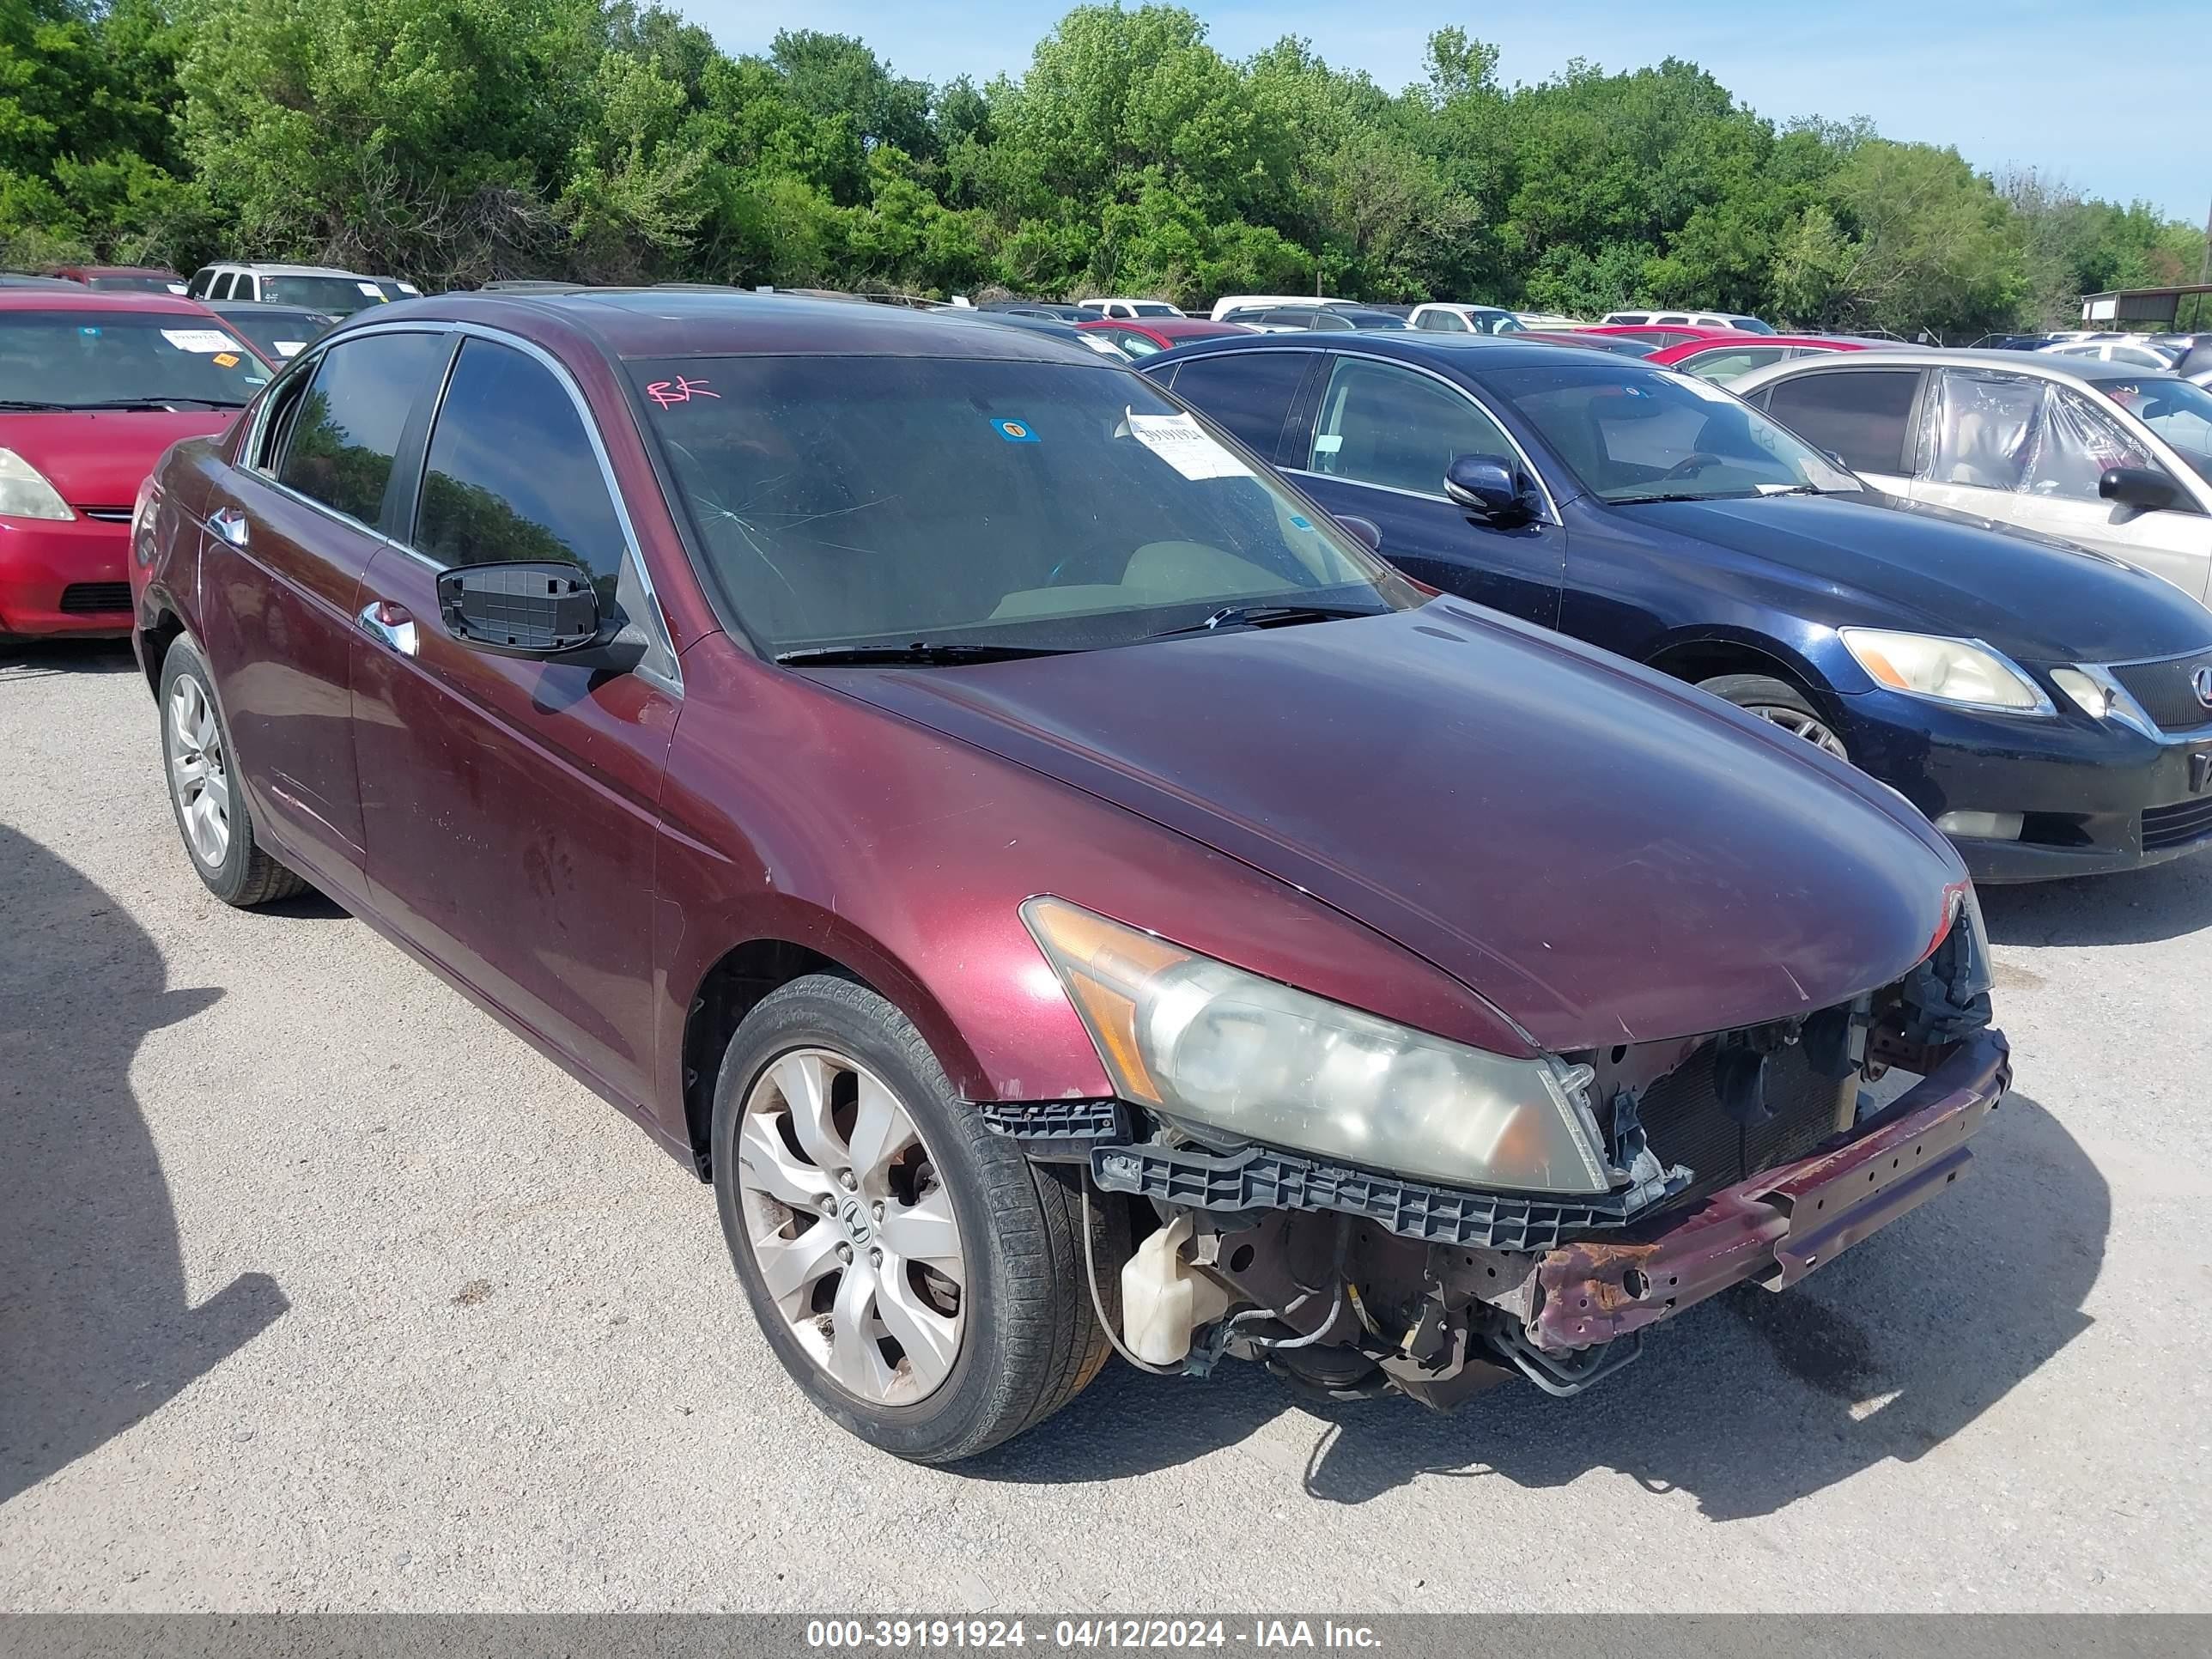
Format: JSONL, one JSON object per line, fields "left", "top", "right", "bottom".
{"left": 1839, "top": 629, "right": 2051, "bottom": 714}
{"left": 1021, "top": 897, "right": 1613, "bottom": 1194}
{"left": 0, "top": 449, "right": 74, "bottom": 521}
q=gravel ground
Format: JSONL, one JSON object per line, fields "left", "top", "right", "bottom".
{"left": 3, "top": 638, "right": 2209, "bottom": 1613}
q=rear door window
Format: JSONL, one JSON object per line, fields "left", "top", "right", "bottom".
{"left": 1765, "top": 368, "right": 1923, "bottom": 475}
{"left": 413, "top": 337, "right": 628, "bottom": 593}
{"left": 1307, "top": 356, "right": 1516, "bottom": 496}
{"left": 275, "top": 333, "right": 449, "bottom": 528}
{"left": 1160, "top": 350, "right": 1315, "bottom": 461}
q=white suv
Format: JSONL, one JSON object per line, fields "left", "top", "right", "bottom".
{"left": 1408, "top": 303, "right": 1526, "bottom": 335}
{"left": 1601, "top": 308, "right": 1775, "bottom": 335}
{"left": 185, "top": 263, "right": 395, "bottom": 314}
{"left": 1075, "top": 297, "right": 1186, "bottom": 320}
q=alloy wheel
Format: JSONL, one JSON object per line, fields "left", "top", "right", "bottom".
{"left": 734, "top": 1048, "right": 966, "bottom": 1406}
{"left": 1743, "top": 702, "right": 1850, "bottom": 761}
{"left": 167, "top": 673, "right": 231, "bottom": 867}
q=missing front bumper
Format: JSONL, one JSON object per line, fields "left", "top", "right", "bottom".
{"left": 1525, "top": 1027, "right": 2010, "bottom": 1352}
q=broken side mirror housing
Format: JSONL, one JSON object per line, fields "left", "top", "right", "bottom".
{"left": 2100, "top": 465, "right": 2180, "bottom": 513}
{"left": 435, "top": 560, "right": 645, "bottom": 672}
{"left": 1443, "top": 453, "right": 1528, "bottom": 523}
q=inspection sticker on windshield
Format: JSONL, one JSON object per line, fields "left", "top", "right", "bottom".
{"left": 990, "top": 417, "right": 1039, "bottom": 442}
{"left": 1126, "top": 410, "right": 1247, "bottom": 480}
{"left": 161, "top": 329, "right": 234, "bottom": 354}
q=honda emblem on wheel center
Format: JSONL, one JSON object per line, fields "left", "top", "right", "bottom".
{"left": 840, "top": 1197, "right": 873, "bottom": 1244}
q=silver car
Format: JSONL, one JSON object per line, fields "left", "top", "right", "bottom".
{"left": 1735, "top": 348, "right": 2212, "bottom": 603}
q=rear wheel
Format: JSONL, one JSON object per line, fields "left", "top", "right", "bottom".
{"left": 1699, "top": 672, "right": 1850, "bottom": 763}
{"left": 710, "top": 975, "right": 1110, "bottom": 1462}
{"left": 159, "top": 635, "right": 307, "bottom": 907}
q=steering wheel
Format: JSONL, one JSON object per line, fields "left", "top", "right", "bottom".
{"left": 1661, "top": 452, "right": 1723, "bottom": 480}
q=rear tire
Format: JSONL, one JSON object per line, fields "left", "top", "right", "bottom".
{"left": 710, "top": 975, "right": 1111, "bottom": 1462}
{"left": 159, "top": 634, "right": 307, "bottom": 908}
{"left": 1698, "top": 672, "right": 1851, "bottom": 763}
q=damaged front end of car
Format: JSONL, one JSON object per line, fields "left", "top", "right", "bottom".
{"left": 985, "top": 887, "right": 2008, "bottom": 1409}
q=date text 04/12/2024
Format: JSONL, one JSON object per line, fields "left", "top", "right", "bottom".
{"left": 805, "top": 1621, "right": 1383, "bottom": 1650}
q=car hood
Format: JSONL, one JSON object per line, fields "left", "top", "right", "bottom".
{"left": 0, "top": 411, "right": 238, "bottom": 511}
{"left": 815, "top": 604, "right": 1965, "bottom": 1053}
{"left": 1613, "top": 492, "right": 2212, "bottom": 662}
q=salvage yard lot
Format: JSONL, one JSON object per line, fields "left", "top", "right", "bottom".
{"left": 3, "top": 641, "right": 2209, "bottom": 1612}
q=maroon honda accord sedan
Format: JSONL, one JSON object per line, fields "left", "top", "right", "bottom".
{"left": 127, "top": 288, "right": 2008, "bottom": 1461}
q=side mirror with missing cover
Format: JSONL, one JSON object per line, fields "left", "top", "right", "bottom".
{"left": 435, "top": 561, "right": 646, "bottom": 672}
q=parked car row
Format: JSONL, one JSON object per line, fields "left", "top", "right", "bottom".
{"left": 10, "top": 283, "right": 2204, "bottom": 1468}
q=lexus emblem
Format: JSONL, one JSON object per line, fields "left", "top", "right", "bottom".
{"left": 2194, "top": 665, "right": 2212, "bottom": 708}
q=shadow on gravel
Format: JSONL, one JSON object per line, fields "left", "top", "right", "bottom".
{"left": 0, "top": 639, "right": 137, "bottom": 680}
{"left": 1979, "top": 855, "right": 2212, "bottom": 947}
{"left": 0, "top": 823, "right": 287, "bottom": 1505}
{"left": 966, "top": 1091, "right": 2102, "bottom": 1522}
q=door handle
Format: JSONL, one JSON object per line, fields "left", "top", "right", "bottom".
{"left": 356, "top": 599, "right": 418, "bottom": 658}
{"left": 210, "top": 506, "right": 249, "bottom": 548}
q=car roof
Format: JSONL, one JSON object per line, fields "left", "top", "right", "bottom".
{"left": 57, "top": 264, "right": 178, "bottom": 277}
{"left": 1745, "top": 345, "right": 2181, "bottom": 384}
{"left": 1081, "top": 316, "right": 1243, "bottom": 337}
{"left": 1659, "top": 334, "right": 1876, "bottom": 352}
{"left": 210, "top": 262, "right": 367, "bottom": 276}
{"left": 372, "top": 288, "right": 1120, "bottom": 367}
{"left": 0, "top": 289, "right": 217, "bottom": 314}
{"left": 1146, "top": 328, "right": 1613, "bottom": 375}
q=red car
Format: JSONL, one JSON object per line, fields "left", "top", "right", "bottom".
{"left": 130, "top": 289, "right": 2002, "bottom": 1462}
{"left": 1, "top": 290, "right": 271, "bottom": 640}
{"left": 51, "top": 264, "right": 188, "bottom": 295}
{"left": 1580, "top": 325, "right": 1890, "bottom": 386}
{"left": 1075, "top": 316, "right": 1253, "bottom": 357}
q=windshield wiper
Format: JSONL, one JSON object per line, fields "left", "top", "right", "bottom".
{"left": 61, "top": 396, "right": 248, "bottom": 411}
{"left": 1147, "top": 602, "right": 1382, "bottom": 640}
{"left": 0, "top": 398, "right": 70, "bottom": 410}
{"left": 775, "top": 641, "right": 1075, "bottom": 667}
{"left": 1607, "top": 490, "right": 1733, "bottom": 505}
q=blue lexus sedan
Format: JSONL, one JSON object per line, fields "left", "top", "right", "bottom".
{"left": 1142, "top": 332, "right": 2212, "bottom": 880}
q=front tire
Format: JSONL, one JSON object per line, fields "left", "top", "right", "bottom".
{"left": 159, "top": 634, "right": 307, "bottom": 908}
{"left": 711, "top": 975, "right": 1110, "bottom": 1462}
{"left": 1699, "top": 672, "right": 1851, "bottom": 763}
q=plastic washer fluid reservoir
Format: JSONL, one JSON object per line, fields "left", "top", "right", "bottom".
{"left": 1120, "top": 1214, "right": 1234, "bottom": 1366}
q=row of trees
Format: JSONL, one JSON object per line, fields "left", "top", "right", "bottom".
{"left": 3, "top": 0, "right": 2203, "bottom": 338}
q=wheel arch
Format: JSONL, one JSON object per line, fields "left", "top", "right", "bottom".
{"left": 674, "top": 921, "right": 991, "bottom": 1182}
{"left": 136, "top": 591, "right": 189, "bottom": 700}
{"left": 1644, "top": 629, "right": 1838, "bottom": 709}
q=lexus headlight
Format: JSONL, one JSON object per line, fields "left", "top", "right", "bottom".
{"left": 1022, "top": 897, "right": 1613, "bottom": 1194}
{"left": 0, "top": 448, "right": 74, "bottom": 520}
{"left": 1840, "top": 629, "right": 2051, "bottom": 714}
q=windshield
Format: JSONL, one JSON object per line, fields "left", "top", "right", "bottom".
{"left": 635, "top": 355, "right": 1409, "bottom": 656}
{"left": 85, "top": 274, "right": 181, "bottom": 295}
{"left": 2103, "top": 377, "right": 2212, "bottom": 483}
{"left": 1727, "top": 318, "right": 1777, "bottom": 337}
{"left": 1486, "top": 362, "right": 1858, "bottom": 501}
{"left": 217, "top": 308, "right": 333, "bottom": 360}
{"left": 0, "top": 311, "right": 272, "bottom": 407}
{"left": 1130, "top": 302, "right": 1178, "bottom": 317}
{"left": 262, "top": 275, "right": 383, "bottom": 312}
{"left": 1483, "top": 313, "right": 1526, "bottom": 334}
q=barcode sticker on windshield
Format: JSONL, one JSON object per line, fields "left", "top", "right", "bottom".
{"left": 1126, "top": 410, "right": 1247, "bottom": 481}
{"left": 161, "top": 329, "right": 234, "bottom": 354}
